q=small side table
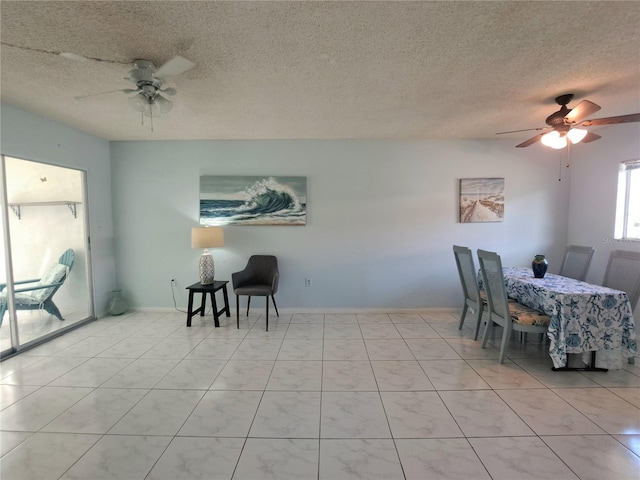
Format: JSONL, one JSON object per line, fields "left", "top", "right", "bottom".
{"left": 186, "top": 281, "right": 230, "bottom": 327}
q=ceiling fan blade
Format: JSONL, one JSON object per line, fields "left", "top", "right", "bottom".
{"left": 564, "top": 100, "right": 601, "bottom": 124}
{"left": 496, "top": 126, "right": 548, "bottom": 135}
{"left": 580, "top": 113, "right": 640, "bottom": 126}
{"left": 74, "top": 88, "right": 136, "bottom": 101}
{"left": 155, "top": 55, "right": 195, "bottom": 77}
{"left": 581, "top": 132, "right": 602, "bottom": 143}
{"left": 516, "top": 133, "right": 545, "bottom": 148}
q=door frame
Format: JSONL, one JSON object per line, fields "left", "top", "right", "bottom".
{"left": 0, "top": 154, "right": 96, "bottom": 358}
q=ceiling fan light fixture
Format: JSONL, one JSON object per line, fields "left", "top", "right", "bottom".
{"left": 128, "top": 92, "right": 173, "bottom": 118}
{"left": 567, "top": 128, "right": 588, "bottom": 144}
{"left": 128, "top": 93, "right": 149, "bottom": 113}
{"left": 501, "top": 94, "right": 640, "bottom": 148}
{"left": 541, "top": 130, "right": 567, "bottom": 149}
{"left": 154, "top": 95, "right": 173, "bottom": 114}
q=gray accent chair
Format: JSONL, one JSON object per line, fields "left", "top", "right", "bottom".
{"left": 477, "top": 249, "right": 550, "bottom": 363}
{"left": 0, "top": 249, "right": 74, "bottom": 327}
{"left": 559, "top": 245, "right": 595, "bottom": 281}
{"left": 232, "top": 255, "right": 279, "bottom": 331}
{"left": 453, "top": 245, "right": 487, "bottom": 340}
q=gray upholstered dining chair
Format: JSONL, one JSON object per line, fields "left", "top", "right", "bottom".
{"left": 477, "top": 249, "right": 551, "bottom": 363}
{"left": 602, "top": 250, "right": 640, "bottom": 310}
{"left": 559, "top": 244, "right": 595, "bottom": 281}
{"left": 452, "top": 245, "right": 488, "bottom": 340}
{"left": 232, "top": 255, "right": 279, "bottom": 331}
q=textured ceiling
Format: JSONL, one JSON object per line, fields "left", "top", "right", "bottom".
{"left": 1, "top": 1, "right": 639, "bottom": 142}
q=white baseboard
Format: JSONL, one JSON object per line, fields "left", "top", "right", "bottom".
{"left": 125, "top": 306, "right": 459, "bottom": 315}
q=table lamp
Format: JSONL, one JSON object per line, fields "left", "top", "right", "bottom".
{"left": 191, "top": 227, "right": 224, "bottom": 285}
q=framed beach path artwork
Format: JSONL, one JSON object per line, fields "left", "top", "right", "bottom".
{"left": 459, "top": 178, "right": 504, "bottom": 223}
{"left": 200, "top": 176, "right": 307, "bottom": 226}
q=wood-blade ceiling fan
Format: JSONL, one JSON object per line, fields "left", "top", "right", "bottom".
{"left": 497, "top": 94, "right": 640, "bottom": 148}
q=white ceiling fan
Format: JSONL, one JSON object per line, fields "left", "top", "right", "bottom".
{"left": 72, "top": 54, "right": 195, "bottom": 126}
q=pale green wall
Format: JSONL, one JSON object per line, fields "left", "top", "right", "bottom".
{"left": 110, "top": 139, "right": 570, "bottom": 310}
{"left": 566, "top": 122, "right": 640, "bottom": 311}
{"left": 16, "top": 102, "right": 632, "bottom": 312}
{"left": 1, "top": 103, "right": 115, "bottom": 316}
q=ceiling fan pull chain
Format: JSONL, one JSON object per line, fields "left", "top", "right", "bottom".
{"left": 558, "top": 156, "right": 562, "bottom": 182}
{"left": 557, "top": 144, "right": 564, "bottom": 181}
{"left": 558, "top": 142, "right": 572, "bottom": 181}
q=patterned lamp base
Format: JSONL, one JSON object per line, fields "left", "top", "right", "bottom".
{"left": 199, "top": 252, "right": 215, "bottom": 285}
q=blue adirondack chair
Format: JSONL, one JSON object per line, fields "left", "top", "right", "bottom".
{"left": 0, "top": 249, "right": 74, "bottom": 327}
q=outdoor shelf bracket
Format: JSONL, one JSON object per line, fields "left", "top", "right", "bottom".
{"left": 67, "top": 203, "right": 77, "bottom": 218}
{"left": 8, "top": 201, "right": 80, "bottom": 220}
{"left": 10, "top": 205, "right": 20, "bottom": 219}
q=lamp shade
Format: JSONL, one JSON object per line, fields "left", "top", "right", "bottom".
{"left": 154, "top": 95, "right": 173, "bottom": 114}
{"left": 128, "top": 93, "right": 174, "bottom": 118}
{"left": 540, "top": 130, "right": 567, "bottom": 149}
{"left": 567, "top": 128, "right": 588, "bottom": 144}
{"left": 191, "top": 227, "right": 224, "bottom": 249}
{"left": 128, "top": 93, "right": 149, "bottom": 113}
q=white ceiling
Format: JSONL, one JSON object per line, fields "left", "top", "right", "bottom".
{"left": 1, "top": 1, "right": 639, "bottom": 142}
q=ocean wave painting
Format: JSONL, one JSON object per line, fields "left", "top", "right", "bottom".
{"left": 200, "top": 176, "right": 307, "bottom": 226}
{"left": 459, "top": 178, "right": 504, "bottom": 223}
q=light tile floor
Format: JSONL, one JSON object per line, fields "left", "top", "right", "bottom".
{"left": 0, "top": 309, "right": 89, "bottom": 352}
{"left": 1, "top": 309, "right": 639, "bottom": 480}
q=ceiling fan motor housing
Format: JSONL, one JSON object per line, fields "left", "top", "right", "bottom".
{"left": 140, "top": 82, "right": 161, "bottom": 98}
{"left": 546, "top": 109, "right": 572, "bottom": 132}
{"left": 545, "top": 94, "right": 575, "bottom": 132}
{"left": 129, "top": 60, "right": 164, "bottom": 99}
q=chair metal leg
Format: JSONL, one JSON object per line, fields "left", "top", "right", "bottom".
{"left": 498, "top": 327, "right": 510, "bottom": 364}
{"left": 473, "top": 306, "right": 483, "bottom": 341}
{"left": 246, "top": 296, "right": 251, "bottom": 316}
{"left": 458, "top": 303, "right": 468, "bottom": 330}
{"left": 271, "top": 295, "right": 279, "bottom": 317}
{"left": 265, "top": 296, "right": 269, "bottom": 332}
{"left": 481, "top": 317, "right": 493, "bottom": 349}
{"left": 236, "top": 294, "right": 240, "bottom": 329}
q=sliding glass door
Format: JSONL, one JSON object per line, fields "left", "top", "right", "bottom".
{"left": 0, "top": 155, "right": 94, "bottom": 356}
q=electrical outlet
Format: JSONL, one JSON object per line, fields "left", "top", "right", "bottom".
{"left": 304, "top": 278, "right": 312, "bottom": 287}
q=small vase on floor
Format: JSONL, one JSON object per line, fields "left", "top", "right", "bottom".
{"left": 532, "top": 255, "right": 548, "bottom": 279}
{"left": 108, "top": 289, "right": 128, "bottom": 316}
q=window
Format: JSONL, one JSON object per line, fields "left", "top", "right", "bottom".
{"left": 615, "top": 159, "right": 640, "bottom": 240}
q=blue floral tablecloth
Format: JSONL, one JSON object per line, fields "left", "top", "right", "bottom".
{"left": 501, "top": 267, "right": 637, "bottom": 368}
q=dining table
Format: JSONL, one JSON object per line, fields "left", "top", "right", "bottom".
{"left": 499, "top": 267, "right": 637, "bottom": 370}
